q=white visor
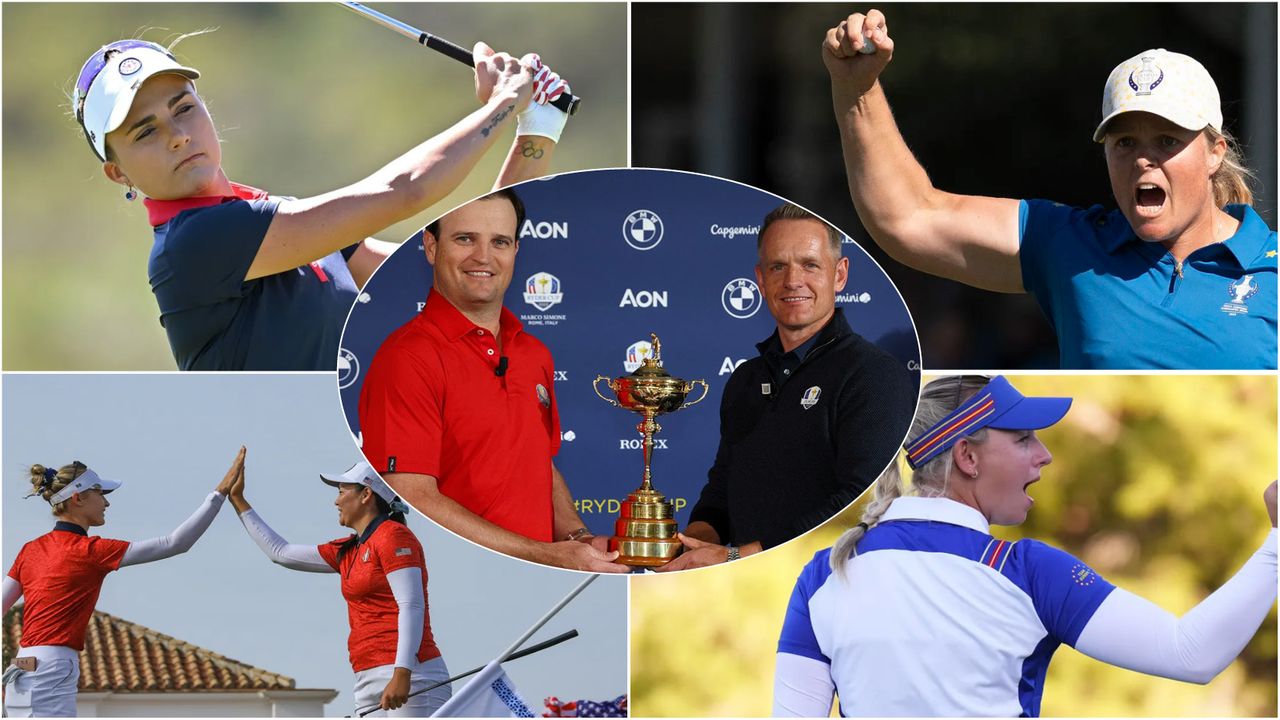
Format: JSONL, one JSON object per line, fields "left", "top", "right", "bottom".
{"left": 82, "top": 44, "right": 200, "bottom": 160}
{"left": 320, "top": 461, "right": 396, "bottom": 504}
{"left": 48, "top": 468, "right": 122, "bottom": 506}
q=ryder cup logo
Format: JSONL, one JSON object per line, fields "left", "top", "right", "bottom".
{"left": 523, "top": 272, "right": 564, "bottom": 311}
{"left": 1128, "top": 56, "right": 1164, "bottom": 95}
{"left": 1221, "top": 274, "right": 1259, "bottom": 316}
{"left": 722, "top": 278, "right": 761, "bottom": 319}
{"left": 800, "top": 386, "right": 822, "bottom": 410}
{"left": 337, "top": 348, "right": 360, "bottom": 389}
{"left": 624, "top": 340, "right": 654, "bottom": 372}
{"left": 118, "top": 57, "right": 143, "bottom": 76}
{"left": 624, "top": 210, "right": 663, "bottom": 251}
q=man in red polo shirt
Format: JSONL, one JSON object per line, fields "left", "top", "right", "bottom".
{"left": 359, "top": 190, "right": 627, "bottom": 573}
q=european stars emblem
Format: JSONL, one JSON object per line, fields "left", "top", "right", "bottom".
{"left": 1266, "top": 250, "right": 1277, "bottom": 258}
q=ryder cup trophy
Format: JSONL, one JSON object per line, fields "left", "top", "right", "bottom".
{"left": 593, "top": 334, "right": 709, "bottom": 566}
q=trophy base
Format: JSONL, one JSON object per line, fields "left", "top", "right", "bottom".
{"left": 610, "top": 488, "right": 680, "bottom": 567}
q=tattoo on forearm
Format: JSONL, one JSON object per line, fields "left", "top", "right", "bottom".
{"left": 520, "top": 140, "right": 545, "bottom": 159}
{"left": 480, "top": 104, "right": 515, "bottom": 138}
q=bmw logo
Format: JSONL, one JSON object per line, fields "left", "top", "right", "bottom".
{"left": 721, "top": 278, "right": 762, "bottom": 319}
{"left": 119, "top": 57, "right": 143, "bottom": 76}
{"left": 623, "top": 210, "right": 663, "bottom": 251}
{"left": 337, "top": 348, "right": 360, "bottom": 389}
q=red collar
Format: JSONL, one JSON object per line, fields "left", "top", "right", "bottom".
{"left": 423, "top": 289, "right": 523, "bottom": 343}
{"left": 143, "top": 182, "right": 269, "bottom": 227}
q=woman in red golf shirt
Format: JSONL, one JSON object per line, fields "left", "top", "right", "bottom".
{"left": 229, "top": 458, "right": 448, "bottom": 716}
{"left": 2, "top": 449, "right": 242, "bottom": 717}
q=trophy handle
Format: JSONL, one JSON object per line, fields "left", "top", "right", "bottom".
{"left": 680, "top": 380, "right": 710, "bottom": 409}
{"left": 592, "top": 375, "right": 621, "bottom": 407}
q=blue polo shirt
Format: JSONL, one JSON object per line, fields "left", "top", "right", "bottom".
{"left": 145, "top": 183, "right": 358, "bottom": 371}
{"left": 1019, "top": 201, "right": 1277, "bottom": 369}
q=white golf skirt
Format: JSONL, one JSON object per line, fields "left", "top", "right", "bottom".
{"left": 3, "top": 646, "right": 80, "bottom": 718}
{"left": 354, "top": 654, "right": 452, "bottom": 717}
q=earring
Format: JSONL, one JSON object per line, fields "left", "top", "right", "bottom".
{"left": 124, "top": 185, "right": 137, "bottom": 201}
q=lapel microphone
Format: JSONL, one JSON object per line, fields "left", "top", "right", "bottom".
{"left": 495, "top": 356, "right": 509, "bottom": 377}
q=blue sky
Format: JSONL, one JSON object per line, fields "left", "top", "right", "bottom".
{"left": 2, "top": 373, "right": 627, "bottom": 716}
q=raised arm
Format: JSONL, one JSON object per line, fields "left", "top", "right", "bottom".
{"left": 244, "top": 44, "right": 536, "bottom": 281}
{"left": 118, "top": 447, "right": 242, "bottom": 567}
{"left": 494, "top": 54, "right": 569, "bottom": 188}
{"left": 823, "top": 9, "right": 1024, "bottom": 293}
{"left": 226, "top": 460, "right": 333, "bottom": 574}
{"left": 1073, "top": 482, "right": 1278, "bottom": 683}
{"left": 387, "top": 471, "right": 627, "bottom": 574}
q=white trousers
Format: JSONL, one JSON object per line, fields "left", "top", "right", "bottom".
{"left": 3, "top": 647, "right": 80, "bottom": 718}
{"left": 353, "top": 655, "right": 452, "bottom": 717}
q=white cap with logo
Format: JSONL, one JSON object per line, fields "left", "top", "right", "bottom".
{"left": 319, "top": 460, "right": 397, "bottom": 504}
{"left": 79, "top": 43, "right": 200, "bottom": 161}
{"left": 1093, "top": 48, "right": 1222, "bottom": 143}
{"left": 49, "top": 468, "right": 123, "bottom": 506}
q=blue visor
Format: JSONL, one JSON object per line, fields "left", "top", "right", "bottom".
{"left": 904, "top": 376, "right": 1072, "bottom": 469}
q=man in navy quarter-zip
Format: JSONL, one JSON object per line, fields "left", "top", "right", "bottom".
{"left": 657, "top": 203, "right": 919, "bottom": 572}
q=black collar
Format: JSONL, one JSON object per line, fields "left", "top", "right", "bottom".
{"left": 53, "top": 521, "right": 88, "bottom": 536}
{"left": 756, "top": 308, "right": 852, "bottom": 358}
{"left": 357, "top": 514, "right": 389, "bottom": 545}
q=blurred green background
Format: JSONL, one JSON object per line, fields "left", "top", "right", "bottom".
{"left": 632, "top": 374, "right": 1278, "bottom": 717}
{"left": 2, "top": 3, "right": 626, "bottom": 369}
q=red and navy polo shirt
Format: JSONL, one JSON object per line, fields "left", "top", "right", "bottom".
{"left": 359, "top": 289, "right": 561, "bottom": 542}
{"left": 6, "top": 523, "right": 130, "bottom": 650}
{"left": 144, "top": 182, "right": 358, "bottom": 371}
{"left": 317, "top": 517, "right": 441, "bottom": 672}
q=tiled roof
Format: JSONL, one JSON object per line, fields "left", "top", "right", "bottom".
{"left": 3, "top": 605, "right": 295, "bottom": 692}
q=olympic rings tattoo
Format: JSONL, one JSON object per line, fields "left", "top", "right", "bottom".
{"left": 521, "top": 140, "right": 545, "bottom": 159}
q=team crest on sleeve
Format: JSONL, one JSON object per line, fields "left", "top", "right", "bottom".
{"left": 1128, "top": 56, "right": 1163, "bottom": 95}
{"left": 536, "top": 383, "right": 551, "bottom": 408}
{"left": 800, "top": 386, "right": 822, "bottom": 409}
{"left": 1069, "top": 562, "right": 1098, "bottom": 587}
{"left": 1221, "top": 274, "right": 1259, "bottom": 316}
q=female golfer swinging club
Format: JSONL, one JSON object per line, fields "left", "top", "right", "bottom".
{"left": 774, "top": 376, "right": 1277, "bottom": 717}
{"left": 228, "top": 457, "right": 448, "bottom": 716}
{"left": 72, "top": 34, "right": 569, "bottom": 370}
{"left": 823, "top": 9, "right": 1276, "bottom": 369}
{"left": 2, "top": 449, "right": 243, "bottom": 717}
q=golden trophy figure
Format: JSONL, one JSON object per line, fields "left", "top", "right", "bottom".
{"left": 593, "top": 333, "right": 709, "bottom": 566}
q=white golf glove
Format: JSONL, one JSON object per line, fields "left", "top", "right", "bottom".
{"left": 516, "top": 54, "right": 570, "bottom": 143}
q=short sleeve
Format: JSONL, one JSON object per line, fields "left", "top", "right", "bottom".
{"left": 317, "top": 539, "right": 347, "bottom": 572}
{"left": 777, "top": 549, "right": 833, "bottom": 664}
{"left": 153, "top": 198, "right": 280, "bottom": 309}
{"left": 88, "top": 537, "right": 132, "bottom": 572}
{"left": 7, "top": 546, "right": 26, "bottom": 581}
{"left": 359, "top": 336, "right": 444, "bottom": 476}
{"left": 373, "top": 524, "right": 425, "bottom": 574}
{"left": 1019, "top": 539, "right": 1116, "bottom": 646}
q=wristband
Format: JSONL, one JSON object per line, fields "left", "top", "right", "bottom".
{"left": 726, "top": 545, "right": 740, "bottom": 563}
{"left": 516, "top": 102, "right": 567, "bottom": 144}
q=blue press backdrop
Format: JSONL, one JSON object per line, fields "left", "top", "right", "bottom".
{"left": 337, "top": 168, "right": 920, "bottom": 538}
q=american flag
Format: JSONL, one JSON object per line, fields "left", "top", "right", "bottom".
{"left": 543, "top": 695, "right": 627, "bottom": 717}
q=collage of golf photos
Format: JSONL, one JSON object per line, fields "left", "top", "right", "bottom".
{"left": 1, "top": 2, "right": 1276, "bottom": 718}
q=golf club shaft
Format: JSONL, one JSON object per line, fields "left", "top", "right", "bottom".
{"left": 354, "top": 629, "right": 580, "bottom": 716}
{"left": 339, "top": 1, "right": 580, "bottom": 115}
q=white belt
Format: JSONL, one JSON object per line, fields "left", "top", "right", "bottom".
{"left": 15, "top": 646, "right": 79, "bottom": 663}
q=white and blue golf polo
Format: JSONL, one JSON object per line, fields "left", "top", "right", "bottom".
{"left": 777, "top": 496, "right": 1115, "bottom": 717}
